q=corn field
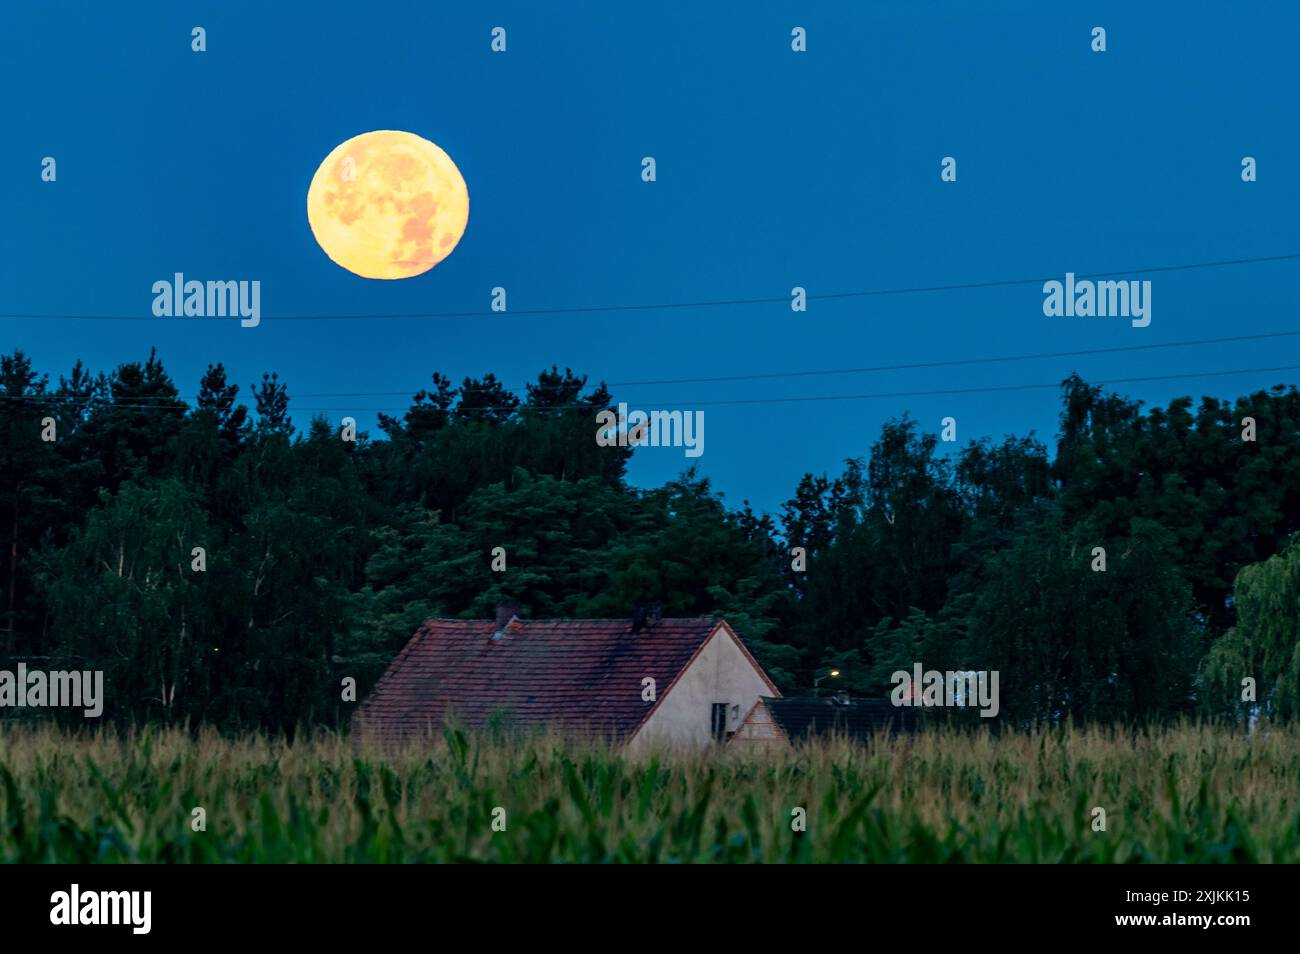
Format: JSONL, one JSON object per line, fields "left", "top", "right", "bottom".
{"left": 1, "top": 722, "right": 1297, "bottom": 863}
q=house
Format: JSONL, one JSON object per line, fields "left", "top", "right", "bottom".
{"left": 352, "top": 603, "right": 781, "bottom": 750}
{"left": 729, "top": 693, "right": 918, "bottom": 748}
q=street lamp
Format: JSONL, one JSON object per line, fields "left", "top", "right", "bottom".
{"left": 814, "top": 668, "right": 841, "bottom": 695}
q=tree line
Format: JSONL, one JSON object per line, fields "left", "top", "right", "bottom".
{"left": 1, "top": 348, "right": 1297, "bottom": 732}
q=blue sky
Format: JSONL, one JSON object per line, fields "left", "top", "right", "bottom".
{"left": 3, "top": 1, "right": 1298, "bottom": 514}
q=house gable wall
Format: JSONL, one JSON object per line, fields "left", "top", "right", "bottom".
{"left": 627, "top": 623, "right": 776, "bottom": 752}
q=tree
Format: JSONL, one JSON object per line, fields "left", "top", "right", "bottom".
{"left": 453, "top": 373, "right": 518, "bottom": 425}
{"left": 195, "top": 363, "right": 248, "bottom": 446}
{"left": 173, "top": 364, "right": 249, "bottom": 490}
{"left": 966, "top": 514, "right": 1200, "bottom": 725}
{"left": 71, "top": 349, "right": 187, "bottom": 491}
{"left": 1053, "top": 374, "right": 1300, "bottom": 630}
{"left": 253, "top": 372, "right": 292, "bottom": 435}
{"left": 378, "top": 372, "right": 457, "bottom": 442}
{"left": 1200, "top": 534, "right": 1300, "bottom": 724}
{"left": 0, "top": 352, "right": 58, "bottom": 653}
{"left": 39, "top": 479, "right": 212, "bottom": 723}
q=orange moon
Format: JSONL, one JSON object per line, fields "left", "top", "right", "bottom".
{"left": 307, "top": 130, "right": 469, "bottom": 280}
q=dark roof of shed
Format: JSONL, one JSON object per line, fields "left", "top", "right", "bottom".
{"left": 353, "top": 616, "right": 767, "bottom": 744}
{"left": 762, "top": 695, "right": 918, "bottom": 740}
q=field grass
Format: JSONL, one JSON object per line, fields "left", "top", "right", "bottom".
{"left": 0, "top": 722, "right": 1297, "bottom": 863}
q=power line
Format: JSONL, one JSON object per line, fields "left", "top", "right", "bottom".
{"left": 670, "top": 364, "right": 1300, "bottom": 409}
{"left": 4, "top": 364, "right": 1297, "bottom": 415}
{"left": 3, "top": 327, "right": 1298, "bottom": 404}
{"left": 1, "top": 251, "right": 1297, "bottom": 321}
{"left": 275, "top": 327, "right": 1300, "bottom": 394}
{"left": 560, "top": 328, "right": 1300, "bottom": 390}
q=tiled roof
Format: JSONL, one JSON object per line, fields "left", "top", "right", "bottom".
{"left": 353, "top": 616, "right": 732, "bottom": 744}
{"left": 762, "top": 695, "right": 919, "bottom": 741}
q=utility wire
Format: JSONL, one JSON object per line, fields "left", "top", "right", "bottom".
{"left": 2, "top": 327, "right": 1298, "bottom": 404}
{"left": 5, "top": 364, "right": 1298, "bottom": 414}
{"left": 1, "top": 251, "right": 1297, "bottom": 321}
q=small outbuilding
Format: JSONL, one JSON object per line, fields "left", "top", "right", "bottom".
{"left": 729, "top": 694, "right": 918, "bottom": 747}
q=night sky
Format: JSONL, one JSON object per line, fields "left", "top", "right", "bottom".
{"left": 4, "top": 1, "right": 1298, "bottom": 513}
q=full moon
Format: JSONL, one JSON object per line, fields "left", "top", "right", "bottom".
{"left": 307, "top": 130, "right": 469, "bottom": 280}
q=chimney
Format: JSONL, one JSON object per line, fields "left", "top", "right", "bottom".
{"left": 630, "top": 601, "right": 662, "bottom": 634}
{"left": 494, "top": 600, "right": 522, "bottom": 633}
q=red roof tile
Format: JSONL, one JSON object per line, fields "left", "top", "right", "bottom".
{"left": 353, "top": 616, "right": 740, "bottom": 744}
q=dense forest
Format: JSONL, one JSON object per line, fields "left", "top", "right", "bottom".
{"left": 1, "top": 348, "right": 1298, "bottom": 731}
